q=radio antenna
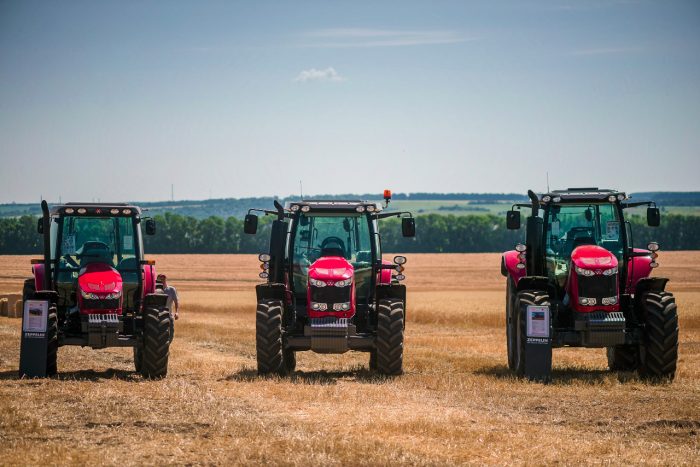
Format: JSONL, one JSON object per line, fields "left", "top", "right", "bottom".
{"left": 299, "top": 180, "right": 304, "bottom": 201}
{"left": 546, "top": 171, "right": 550, "bottom": 193}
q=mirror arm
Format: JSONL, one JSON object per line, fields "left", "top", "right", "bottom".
{"left": 247, "top": 208, "right": 292, "bottom": 219}
{"left": 374, "top": 211, "right": 413, "bottom": 220}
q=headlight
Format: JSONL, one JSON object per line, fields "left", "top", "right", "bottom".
{"left": 515, "top": 243, "right": 527, "bottom": 252}
{"left": 309, "top": 278, "right": 327, "bottom": 287}
{"left": 608, "top": 195, "right": 617, "bottom": 203}
{"left": 617, "top": 194, "right": 625, "bottom": 201}
{"left": 542, "top": 195, "right": 551, "bottom": 203}
{"left": 602, "top": 266, "right": 618, "bottom": 276}
{"left": 575, "top": 266, "right": 595, "bottom": 276}
{"left": 80, "top": 290, "right": 99, "bottom": 300}
{"left": 579, "top": 297, "right": 597, "bottom": 306}
{"left": 332, "top": 302, "right": 351, "bottom": 311}
{"left": 647, "top": 242, "right": 660, "bottom": 252}
{"left": 393, "top": 255, "right": 407, "bottom": 265}
{"left": 395, "top": 274, "right": 405, "bottom": 281}
{"left": 334, "top": 278, "right": 352, "bottom": 287}
{"left": 259, "top": 272, "right": 269, "bottom": 279}
{"left": 301, "top": 205, "right": 310, "bottom": 212}
{"left": 602, "top": 297, "right": 618, "bottom": 305}
{"left": 104, "top": 292, "right": 122, "bottom": 300}
{"left": 258, "top": 253, "right": 271, "bottom": 262}
{"left": 290, "top": 204, "right": 300, "bottom": 212}
{"left": 552, "top": 196, "right": 561, "bottom": 203}
{"left": 515, "top": 263, "right": 526, "bottom": 270}
{"left": 355, "top": 206, "right": 366, "bottom": 213}
{"left": 366, "top": 205, "right": 376, "bottom": 212}
{"left": 110, "top": 208, "right": 120, "bottom": 214}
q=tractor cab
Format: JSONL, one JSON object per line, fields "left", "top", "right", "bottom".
{"left": 501, "top": 188, "right": 678, "bottom": 381}
{"left": 244, "top": 192, "right": 416, "bottom": 375}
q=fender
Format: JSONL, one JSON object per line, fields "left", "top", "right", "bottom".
{"left": 143, "top": 264, "right": 156, "bottom": 296}
{"left": 516, "top": 276, "right": 550, "bottom": 293}
{"left": 143, "top": 293, "right": 168, "bottom": 308}
{"left": 626, "top": 249, "right": 653, "bottom": 293}
{"left": 256, "top": 283, "right": 287, "bottom": 302}
{"left": 502, "top": 250, "right": 527, "bottom": 285}
{"left": 32, "top": 263, "right": 45, "bottom": 291}
{"left": 635, "top": 277, "right": 669, "bottom": 295}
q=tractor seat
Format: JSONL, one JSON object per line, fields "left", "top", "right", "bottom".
{"left": 572, "top": 236, "right": 596, "bottom": 249}
{"left": 320, "top": 247, "right": 345, "bottom": 258}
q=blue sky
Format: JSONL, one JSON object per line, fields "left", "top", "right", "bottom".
{"left": 1, "top": 0, "right": 698, "bottom": 202}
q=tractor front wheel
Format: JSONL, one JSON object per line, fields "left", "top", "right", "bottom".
{"left": 256, "top": 300, "right": 289, "bottom": 375}
{"left": 606, "top": 345, "right": 638, "bottom": 371}
{"left": 46, "top": 309, "right": 58, "bottom": 376}
{"left": 376, "top": 299, "right": 404, "bottom": 376}
{"left": 140, "top": 306, "right": 171, "bottom": 379}
{"left": 639, "top": 291, "right": 678, "bottom": 381}
{"left": 505, "top": 278, "right": 517, "bottom": 370}
{"left": 514, "top": 290, "right": 550, "bottom": 377}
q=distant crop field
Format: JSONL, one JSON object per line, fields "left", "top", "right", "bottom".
{"left": 0, "top": 253, "right": 698, "bottom": 465}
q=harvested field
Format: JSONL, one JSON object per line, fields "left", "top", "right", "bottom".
{"left": 0, "top": 252, "right": 699, "bottom": 465}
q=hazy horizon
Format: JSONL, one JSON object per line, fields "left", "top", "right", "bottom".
{"left": 1, "top": 1, "right": 699, "bottom": 203}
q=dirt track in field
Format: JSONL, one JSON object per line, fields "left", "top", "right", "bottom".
{"left": 0, "top": 252, "right": 699, "bottom": 465}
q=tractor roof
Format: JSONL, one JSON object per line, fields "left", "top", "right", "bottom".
{"left": 286, "top": 200, "right": 383, "bottom": 213}
{"left": 541, "top": 188, "right": 627, "bottom": 203}
{"left": 50, "top": 203, "right": 143, "bottom": 216}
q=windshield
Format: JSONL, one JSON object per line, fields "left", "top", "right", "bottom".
{"left": 544, "top": 203, "right": 623, "bottom": 285}
{"left": 57, "top": 216, "right": 139, "bottom": 283}
{"left": 291, "top": 213, "right": 373, "bottom": 299}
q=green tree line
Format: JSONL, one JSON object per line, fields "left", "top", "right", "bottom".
{"left": 1, "top": 212, "right": 699, "bottom": 255}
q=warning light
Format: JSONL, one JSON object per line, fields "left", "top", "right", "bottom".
{"left": 384, "top": 189, "right": 392, "bottom": 201}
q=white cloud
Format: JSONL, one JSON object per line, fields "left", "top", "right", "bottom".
{"left": 294, "top": 67, "right": 345, "bottom": 83}
{"left": 299, "top": 28, "right": 473, "bottom": 48}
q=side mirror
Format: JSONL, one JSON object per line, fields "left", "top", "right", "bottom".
{"left": 244, "top": 214, "right": 258, "bottom": 235}
{"left": 145, "top": 218, "right": 156, "bottom": 235}
{"left": 37, "top": 218, "right": 44, "bottom": 234}
{"left": 401, "top": 217, "right": 416, "bottom": 237}
{"left": 506, "top": 210, "right": 521, "bottom": 230}
{"left": 647, "top": 207, "right": 660, "bottom": 227}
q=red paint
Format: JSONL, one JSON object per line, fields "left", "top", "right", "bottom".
{"left": 306, "top": 256, "right": 356, "bottom": 318}
{"left": 502, "top": 250, "right": 527, "bottom": 285}
{"left": 143, "top": 264, "right": 156, "bottom": 296}
{"left": 378, "top": 259, "right": 393, "bottom": 285}
{"left": 32, "top": 263, "right": 45, "bottom": 291}
{"left": 568, "top": 245, "right": 619, "bottom": 313}
{"left": 626, "top": 248, "right": 653, "bottom": 293}
{"left": 77, "top": 263, "right": 123, "bottom": 315}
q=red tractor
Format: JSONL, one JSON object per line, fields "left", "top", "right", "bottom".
{"left": 244, "top": 192, "right": 415, "bottom": 375}
{"left": 21, "top": 201, "right": 172, "bottom": 378}
{"left": 502, "top": 188, "right": 678, "bottom": 381}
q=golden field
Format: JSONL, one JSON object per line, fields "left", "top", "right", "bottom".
{"left": 0, "top": 252, "right": 699, "bottom": 465}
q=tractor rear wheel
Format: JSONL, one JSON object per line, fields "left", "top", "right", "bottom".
{"left": 376, "top": 299, "right": 404, "bottom": 376}
{"left": 256, "top": 300, "right": 288, "bottom": 375}
{"left": 505, "top": 278, "right": 517, "bottom": 370}
{"left": 133, "top": 347, "right": 143, "bottom": 373}
{"left": 639, "top": 291, "right": 678, "bottom": 381}
{"left": 140, "top": 306, "right": 171, "bottom": 379}
{"left": 283, "top": 348, "right": 296, "bottom": 374}
{"left": 606, "top": 345, "right": 638, "bottom": 371}
{"left": 514, "top": 290, "right": 550, "bottom": 377}
{"left": 369, "top": 350, "right": 378, "bottom": 371}
{"left": 46, "top": 309, "right": 58, "bottom": 376}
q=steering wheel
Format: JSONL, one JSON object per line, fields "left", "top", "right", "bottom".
{"left": 320, "top": 236, "right": 346, "bottom": 256}
{"left": 567, "top": 227, "right": 594, "bottom": 239}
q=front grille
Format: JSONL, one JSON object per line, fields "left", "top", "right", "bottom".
{"left": 82, "top": 298, "right": 120, "bottom": 310}
{"left": 310, "top": 285, "right": 351, "bottom": 304}
{"left": 578, "top": 274, "right": 617, "bottom": 301}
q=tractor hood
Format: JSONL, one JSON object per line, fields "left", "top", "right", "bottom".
{"left": 78, "top": 263, "right": 123, "bottom": 296}
{"left": 571, "top": 245, "right": 618, "bottom": 271}
{"left": 308, "top": 256, "right": 353, "bottom": 283}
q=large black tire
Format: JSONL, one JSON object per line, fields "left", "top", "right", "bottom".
{"left": 133, "top": 347, "right": 143, "bottom": 373}
{"left": 607, "top": 345, "right": 638, "bottom": 371}
{"left": 513, "top": 290, "right": 550, "bottom": 377}
{"left": 22, "top": 278, "right": 35, "bottom": 301}
{"left": 256, "top": 300, "right": 287, "bottom": 375}
{"left": 505, "top": 278, "right": 517, "bottom": 370}
{"left": 46, "top": 309, "right": 58, "bottom": 376}
{"left": 283, "top": 348, "right": 296, "bottom": 374}
{"left": 376, "top": 299, "right": 404, "bottom": 376}
{"left": 638, "top": 291, "right": 678, "bottom": 381}
{"left": 369, "top": 350, "right": 378, "bottom": 370}
{"left": 140, "top": 307, "right": 171, "bottom": 379}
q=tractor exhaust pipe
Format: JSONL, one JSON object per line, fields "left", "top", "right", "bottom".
{"left": 527, "top": 189, "right": 539, "bottom": 217}
{"left": 41, "top": 200, "right": 51, "bottom": 290}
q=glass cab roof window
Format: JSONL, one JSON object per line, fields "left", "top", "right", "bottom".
{"left": 57, "top": 216, "right": 138, "bottom": 281}
{"left": 292, "top": 213, "right": 372, "bottom": 298}
{"left": 545, "top": 203, "right": 623, "bottom": 285}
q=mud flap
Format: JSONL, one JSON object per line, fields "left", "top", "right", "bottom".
{"left": 522, "top": 305, "right": 552, "bottom": 381}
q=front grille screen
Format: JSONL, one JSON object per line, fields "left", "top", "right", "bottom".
{"left": 310, "top": 286, "right": 351, "bottom": 304}
{"left": 578, "top": 274, "right": 617, "bottom": 299}
{"left": 83, "top": 298, "right": 120, "bottom": 310}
